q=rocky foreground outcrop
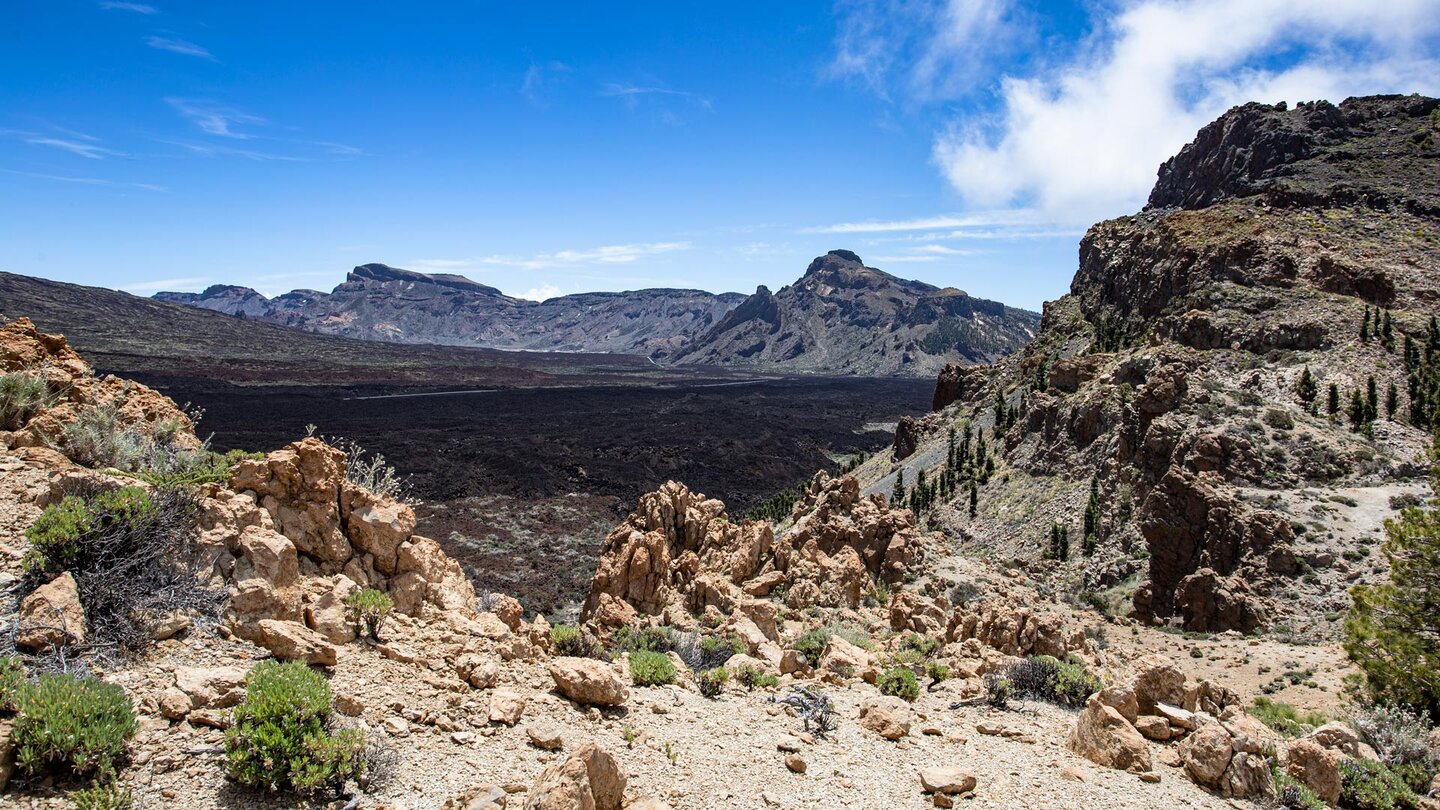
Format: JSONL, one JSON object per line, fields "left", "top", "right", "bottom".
{"left": 582, "top": 472, "right": 927, "bottom": 629}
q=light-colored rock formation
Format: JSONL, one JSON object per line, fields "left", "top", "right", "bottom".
{"left": 858, "top": 695, "right": 912, "bottom": 740}
{"left": 523, "top": 742, "right": 626, "bottom": 810}
{"left": 1069, "top": 695, "right": 1152, "bottom": 773}
{"left": 16, "top": 571, "right": 85, "bottom": 651}
{"left": 549, "top": 657, "right": 629, "bottom": 707}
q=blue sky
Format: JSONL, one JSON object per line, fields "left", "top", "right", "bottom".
{"left": 3, "top": 1, "right": 1438, "bottom": 311}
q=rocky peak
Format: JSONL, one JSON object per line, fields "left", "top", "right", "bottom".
{"left": 1147, "top": 94, "right": 1440, "bottom": 214}
{"left": 346, "top": 263, "right": 508, "bottom": 296}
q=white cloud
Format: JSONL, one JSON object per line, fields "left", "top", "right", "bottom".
{"left": 124, "top": 276, "right": 210, "bottom": 293}
{"left": 166, "top": 98, "right": 262, "bottom": 138}
{"left": 2, "top": 168, "right": 164, "bottom": 191}
{"left": 522, "top": 61, "right": 569, "bottom": 108}
{"left": 517, "top": 283, "right": 563, "bottom": 301}
{"left": 930, "top": 0, "right": 1440, "bottom": 224}
{"left": 99, "top": 1, "right": 157, "bottom": 12}
{"left": 408, "top": 243, "right": 692, "bottom": 278}
{"left": 808, "top": 209, "right": 1040, "bottom": 233}
{"left": 145, "top": 35, "right": 213, "bottom": 59}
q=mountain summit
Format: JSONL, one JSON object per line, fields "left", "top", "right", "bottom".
{"left": 673, "top": 250, "right": 1038, "bottom": 377}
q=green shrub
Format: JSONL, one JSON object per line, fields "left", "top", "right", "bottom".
{"left": 697, "top": 667, "right": 728, "bottom": 699}
{"left": 879, "top": 667, "right": 920, "bottom": 702}
{"left": 60, "top": 403, "right": 203, "bottom": 475}
{"left": 900, "top": 633, "right": 941, "bottom": 658}
{"left": 1274, "top": 762, "right": 1326, "bottom": 810}
{"left": 1339, "top": 758, "right": 1424, "bottom": 810}
{"left": 71, "top": 780, "right": 137, "bottom": 810}
{"left": 344, "top": 588, "right": 394, "bottom": 641}
{"left": 130, "top": 447, "right": 262, "bottom": 488}
{"left": 985, "top": 673, "right": 1011, "bottom": 708}
{"left": 1251, "top": 697, "right": 1328, "bottom": 737}
{"left": 734, "top": 665, "right": 779, "bottom": 691}
{"left": 925, "top": 661, "right": 950, "bottom": 685}
{"left": 551, "top": 624, "right": 585, "bottom": 656}
{"left": 697, "top": 633, "right": 743, "bottom": 669}
{"left": 0, "top": 655, "right": 25, "bottom": 713}
{"left": 864, "top": 583, "right": 891, "bottom": 607}
{"left": 224, "top": 661, "right": 365, "bottom": 795}
{"left": 21, "top": 485, "right": 215, "bottom": 651}
{"left": 0, "top": 370, "right": 52, "bottom": 431}
{"left": 628, "top": 651, "right": 676, "bottom": 686}
{"left": 793, "top": 629, "right": 830, "bottom": 666}
{"left": 13, "top": 673, "right": 137, "bottom": 779}
{"left": 1350, "top": 703, "right": 1440, "bottom": 788}
{"left": 611, "top": 625, "right": 676, "bottom": 655}
{"left": 1004, "top": 655, "right": 1101, "bottom": 708}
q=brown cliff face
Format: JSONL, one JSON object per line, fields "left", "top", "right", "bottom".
{"left": 899, "top": 94, "right": 1440, "bottom": 634}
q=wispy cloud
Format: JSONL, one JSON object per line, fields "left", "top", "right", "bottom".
{"left": 166, "top": 98, "right": 261, "bottom": 137}
{"left": 831, "top": 0, "right": 1018, "bottom": 101}
{"left": 522, "top": 61, "right": 570, "bottom": 108}
{"left": 24, "top": 136, "right": 123, "bottom": 160}
{"left": 599, "top": 82, "right": 712, "bottom": 125}
{"left": 412, "top": 242, "right": 693, "bottom": 274}
{"left": 124, "top": 276, "right": 210, "bottom": 293}
{"left": 99, "top": 1, "right": 157, "bottom": 12}
{"left": 161, "top": 140, "right": 305, "bottom": 161}
{"left": 3, "top": 168, "right": 164, "bottom": 191}
{"left": 145, "top": 35, "right": 213, "bottom": 60}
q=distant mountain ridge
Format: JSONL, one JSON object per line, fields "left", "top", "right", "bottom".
{"left": 156, "top": 251, "right": 1040, "bottom": 376}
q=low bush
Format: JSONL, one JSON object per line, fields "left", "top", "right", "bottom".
{"left": 611, "top": 625, "right": 676, "bottom": 655}
{"left": 550, "top": 624, "right": 586, "bottom": 656}
{"left": 984, "top": 673, "right": 1011, "bottom": 708}
{"left": 70, "top": 781, "right": 137, "bottom": 810}
{"left": 628, "top": 651, "right": 676, "bottom": 686}
{"left": 344, "top": 588, "right": 394, "bottom": 641}
{"left": 697, "top": 667, "right": 728, "bottom": 699}
{"left": 1004, "top": 655, "right": 1101, "bottom": 708}
{"left": 0, "top": 369, "right": 53, "bottom": 430}
{"left": 224, "top": 661, "right": 366, "bottom": 795}
{"left": 879, "top": 667, "right": 920, "bottom": 702}
{"left": 61, "top": 403, "right": 202, "bottom": 475}
{"left": 14, "top": 673, "right": 137, "bottom": 780}
{"left": 697, "top": 634, "right": 742, "bottom": 668}
{"left": 734, "top": 665, "right": 778, "bottom": 691}
{"left": 0, "top": 655, "right": 25, "bottom": 712}
{"left": 1339, "top": 758, "right": 1424, "bottom": 810}
{"left": 22, "top": 483, "right": 220, "bottom": 652}
{"left": 899, "top": 633, "right": 941, "bottom": 658}
{"left": 1350, "top": 704, "right": 1440, "bottom": 790}
{"left": 1251, "top": 697, "right": 1328, "bottom": 737}
{"left": 793, "top": 629, "right": 830, "bottom": 666}
{"left": 925, "top": 661, "right": 950, "bottom": 686}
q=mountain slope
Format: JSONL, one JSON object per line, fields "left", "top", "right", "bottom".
{"left": 672, "top": 249, "right": 1040, "bottom": 376}
{"left": 158, "top": 262, "right": 744, "bottom": 357}
{"left": 858, "top": 94, "right": 1440, "bottom": 637}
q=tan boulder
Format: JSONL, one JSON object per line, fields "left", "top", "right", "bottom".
{"left": 523, "top": 742, "right": 626, "bottom": 810}
{"left": 549, "top": 657, "right": 628, "bottom": 707}
{"left": 858, "top": 695, "right": 912, "bottom": 740}
{"left": 174, "top": 666, "right": 246, "bottom": 710}
{"left": 488, "top": 594, "right": 525, "bottom": 630}
{"left": 1308, "top": 722, "right": 1373, "bottom": 759}
{"left": 1179, "top": 722, "right": 1233, "bottom": 787}
{"left": 1286, "top": 739, "right": 1342, "bottom": 805}
{"left": 157, "top": 687, "right": 192, "bottom": 720}
{"left": 1069, "top": 695, "right": 1152, "bottom": 773}
{"left": 1134, "top": 715, "right": 1173, "bottom": 741}
{"left": 304, "top": 575, "right": 359, "bottom": 644}
{"left": 393, "top": 535, "right": 477, "bottom": 616}
{"left": 528, "top": 723, "right": 564, "bottom": 751}
{"left": 818, "top": 635, "right": 872, "bottom": 678}
{"left": 919, "top": 766, "right": 977, "bottom": 795}
{"left": 443, "top": 783, "right": 507, "bottom": 810}
{"left": 231, "top": 439, "right": 351, "bottom": 564}
{"left": 1131, "top": 655, "right": 1186, "bottom": 714}
{"left": 1220, "top": 751, "right": 1274, "bottom": 799}
{"left": 253, "top": 619, "right": 339, "bottom": 666}
{"left": 343, "top": 487, "right": 415, "bottom": 574}
{"left": 17, "top": 572, "right": 86, "bottom": 651}
{"left": 1095, "top": 684, "right": 1140, "bottom": 724}
{"left": 456, "top": 654, "right": 500, "bottom": 689}
{"left": 489, "top": 690, "right": 526, "bottom": 727}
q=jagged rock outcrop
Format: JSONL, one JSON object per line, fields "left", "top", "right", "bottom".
{"left": 0, "top": 317, "right": 198, "bottom": 456}
{"left": 673, "top": 250, "right": 1038, "bottom": 377}
{"left": 582, "top": 472, "right": 927, "bottom": 628}
{"left": 900, "top": 95, "right": 1440, "bottom": 631}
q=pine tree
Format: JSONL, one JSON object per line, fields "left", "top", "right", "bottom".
{"left": 892, "top": 468, "right": 905, "bottom": 506}
{"left": 1059, "top": 525, "right": 1070, "bottom": 562}
{"left": 1295, "top": 367, "right": 1318, "bottom": 414}
{"left": 968, "top": 480, "right": 978, "bottom": 518}
{"left": 1349, "top": 389, "right": 1367, "bottom": 431}
{"left": 1344, "top": 428, "right": 1440, "bottom": 720}
{"left": 1327, "top": 383, "right": 1341, "bottom": 419}
{"left": 1366, "top": 376, "right": 1379, "bottom": 422}
{"left": 1381, "top": 309, "right": 1395, "bottom": 352}
{"left": 1034, "top": 358, "right": 1049, "bottom": 392}
{"left": 1386, "top": 383, "right": 1400, "bottom": 420}
{"left": 1361, "top": 306, "right": 1372, "bottom": 342}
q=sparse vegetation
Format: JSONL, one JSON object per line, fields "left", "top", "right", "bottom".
{"left": 70, "top": 780, "right": 138, "bottom": 810}
{"left": 776, "top": 686, "right": 837, "bottom": 737}
{"left": 1339, "top": 758, "right": 1424, "bottom": 810}
{"left": 13, "top": 673, "right": 138, "bottom": 781}
{"left": 879, "top": 667, "right": 920, "bottom": 702}
{"left": 734, "top": 664, "right": 778, "bottom": 691}
{"left": 793, "top": 629, "right": 830, "bottom": 666}
{"left": 0, "top": 368, "right": 54, "bottom": 430}
{"left": 1349, "top": 704, "right": 1440, "bottom": 791}
{"left": 1250, "top": 697, "right": 1327, "bottom": 737}
{"left": 697, "top": 667, "right": 728, "bottom": 699}
{"left": 345, "top": 588, "right": 394, "bottom": 641}
{"left": 22, "top": 483, "right": 220, "bottom": 652}
{"left": 1003, "top": 655, "right": 1101, "bottom": 708}
{"left": 628, "top": 650, "right": 676, "bottom": 686}
{"left": 224, "top": 660, "right": 366, "bottom": 796}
